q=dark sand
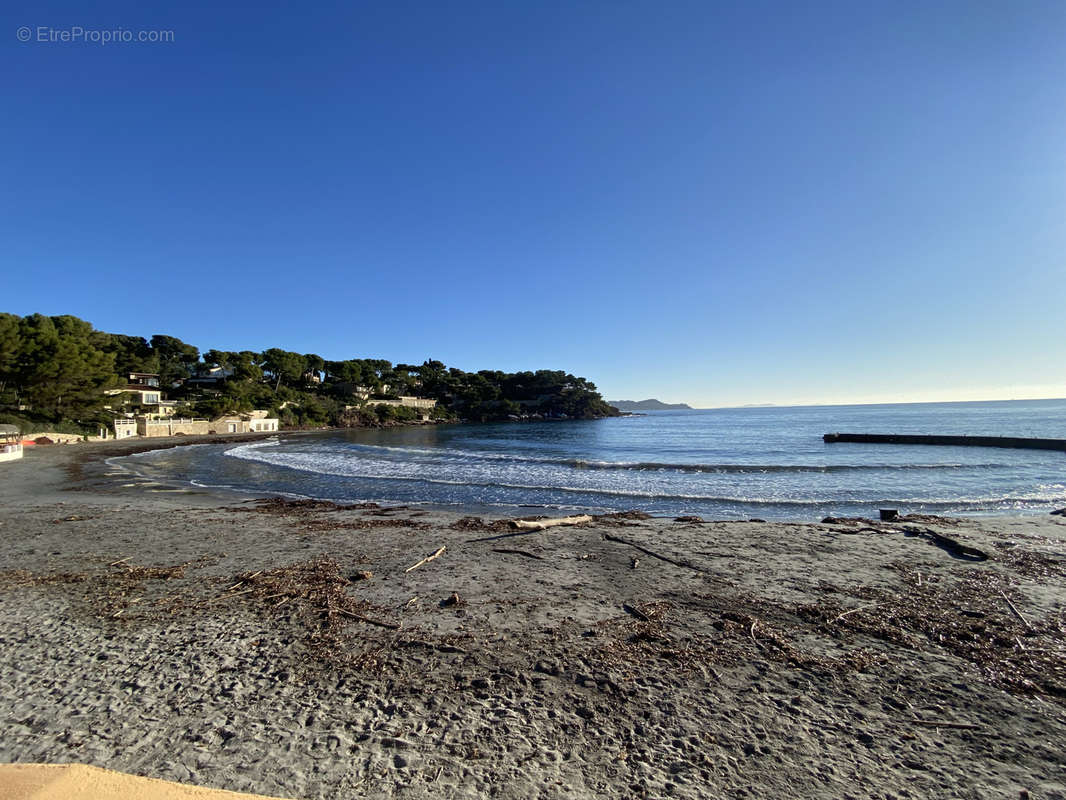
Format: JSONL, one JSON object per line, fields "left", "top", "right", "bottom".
{"left": 1, "top": 438, "right": 1065, "bottom": 799}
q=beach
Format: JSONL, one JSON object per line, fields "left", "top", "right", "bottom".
{"left": 1, "top": 438, "right": 1065, "bottom": 799}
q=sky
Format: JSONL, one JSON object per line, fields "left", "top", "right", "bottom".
{"left": 3, "top": 1, "right": 1065, "bottom": 408}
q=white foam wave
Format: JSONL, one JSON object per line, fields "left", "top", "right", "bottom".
{"left": 212, "top": 443, "right": 1066, "bottom": 507}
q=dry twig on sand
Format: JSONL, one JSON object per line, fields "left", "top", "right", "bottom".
{"left": 336, "top": 609, "right": 400, "bottom": 630}
{"left": 749, "top": 620, "right": 764, "bottom": 650}
{"left": 622, "top": 602, "right": 651, "bottom": 622}
{"left": 405, "top": 546, "right": 446, "bottom": 573}
{"left": 491, "top": 548, "right": 542, "bottom": 560}
{"left": 603, "top": 533, "right": 702, "bottom": 572}
{"left": 832, "top": 604, "right": 878, "bottom": 624}
{"left": 999, "top": 590, "right": 1033, "bottom": 631}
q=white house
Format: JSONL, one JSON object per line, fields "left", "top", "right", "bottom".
{"left": 0, "top": 424, "right": 23, "bottom": 462}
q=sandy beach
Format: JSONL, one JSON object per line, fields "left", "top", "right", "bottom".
{"left": 1, "top": 437, "right": 1065, "bottom": 799}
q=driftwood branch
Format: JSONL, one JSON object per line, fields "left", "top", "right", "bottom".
{"left": 225, "top": 572, "right": 262, "bottom": 592}
{"left": 905, "top": 526, "right": 989, "bottom": 561}
{"left": 466, "top": 529, "right": 533, "bottom": 543}
{"left": 405, "top": 546, "right": 446, "bottom": 573}
{"left": 999, "top": 590, "right": 1033, "bottom": 630}
{"left": 203, "top": 587, "right": 257, "bottom": 605}
{"left": 336, "top": 609, "right": 401, "bottom": 630}
{"left": 512, "top": 515, "right": 593, "bottom": 531}
{"left": 603, "top": 533, "right": 701, "bottom": 572}
{"left": 622, "top": 602, "right": 650, "bottom": 621}
{"left": 491, "top": 548, "right": 543, "bottom": 560}
{"left": 832, "top": 604, "right": 877, "bottom": 624}
{"left": 749, "top": 620, "right": 764, "bottom": 650}
{"left": 397, "top": 638, "right": 468, "bottom": 654}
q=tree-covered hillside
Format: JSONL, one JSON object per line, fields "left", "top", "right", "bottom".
{"left": 0, "top": 312, "right": 619, "bottom": 433}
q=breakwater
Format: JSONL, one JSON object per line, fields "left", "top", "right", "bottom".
{"left": 823, "top": 433, "right": 1066, "bottom": 452}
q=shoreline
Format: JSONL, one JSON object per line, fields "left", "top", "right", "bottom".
{"left": 81, "top": 431, "right": 1065, "bottom": 522}
{"left": 1, "top": 444, "right": 1065, "bottom": 798}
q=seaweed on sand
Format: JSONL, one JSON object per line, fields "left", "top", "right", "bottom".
{"left": 227, "top": 556, "right": 399, "bottom": 669}
{"left": 793, "top": 565, "right": 1066, "bottom": 701}
{"left": 230, "top": 497, "right": 382, "bottom": 515}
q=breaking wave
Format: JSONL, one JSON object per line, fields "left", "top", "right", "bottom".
{"left": 120, "top": 399, "right": 1066, "bottom": 519}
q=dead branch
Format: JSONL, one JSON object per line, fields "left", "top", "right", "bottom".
{"left": 336, "top": 609, "right": 401, "bottom": 630}
{"left": 491, "top": 548, "right": 543, "bottom": 560}
{"left": 204, "top": 587, "right": 257, "bottom": 605}
{"left": 603, "top": 533, "right": 702, "bottom": 572}
{"left": 622, "top": 602, "right": 650, "bottom": 621}
{"left": 832, "top": 604, "right": 877, "bottom": 624}
{"left": 405, "top": 546, "right": 446, "bottom": 573}
{"left": 749, "top": 620, "right": 764, "bottom": 650}
{"left": 512, "top": 515, "right": 593, "bottom": 531}
{"left": 999, "top": 590, "right": 1033, "bottom": 630}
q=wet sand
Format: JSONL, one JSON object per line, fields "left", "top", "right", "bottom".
{"left": 1, "top": 438, "right": 1065, "bottom": 799}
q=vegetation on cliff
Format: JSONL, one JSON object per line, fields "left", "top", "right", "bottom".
{"left": 0, "top": 312, "right": 619, "bottom": 433}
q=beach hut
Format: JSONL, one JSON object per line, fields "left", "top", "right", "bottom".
{"left": 0, "top": 424, "right": 23, "bottom": 462}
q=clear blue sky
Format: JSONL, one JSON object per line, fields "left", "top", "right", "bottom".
{"left": 4, "top": 1, "right": 1065, "bottom": 407}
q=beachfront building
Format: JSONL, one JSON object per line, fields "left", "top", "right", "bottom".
{"left": 380, "top": 396, "right": 437, "bottom": 410}
{"left": 0, "top": 424, "right": 23, "bottom": 462}
{"left": 345, "top": 395, "right": 437, "bottom": 421}
{"left": 112, "top": 412, "right": 280, "bottom": 439}
{"left": 104, "top": 372, "right": 167, "bottom": 415}
{"left": 185, "top": 366, "right": 233, "bottom": 388}
{"left": 345, "top": 396, "right": 437, "bottom": 410}
{"left": 215, "top": 410, "right": 280, "bottom": 434}
{"left": 104, "top": 373, "right": 191, "bottom": 419}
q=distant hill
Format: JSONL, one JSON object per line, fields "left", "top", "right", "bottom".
{"left": 609, "top": 399, "right": 693, "bottom": 411}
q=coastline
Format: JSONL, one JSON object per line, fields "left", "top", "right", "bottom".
{"left": 1, "top": 441, "right": 1065, "bottom": 799}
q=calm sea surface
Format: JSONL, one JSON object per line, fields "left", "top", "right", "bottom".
{"left": 117, "top": 399, "right": 1066, "bottom": 520}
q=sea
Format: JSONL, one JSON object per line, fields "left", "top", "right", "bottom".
{"left": 115, "top": 399, "right": 1066, "bottom": 521}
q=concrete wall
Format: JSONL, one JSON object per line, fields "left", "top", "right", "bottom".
{"left": 137, "top": 417, "right": 279, "bottom": 437}
{"left": 139, "top": 419, "right": 213, "bottom": 437}
{"left": 114, "top": 414, "right": 279, "bottom": 438}
{"left": 363, "top": 396, "right": 437, "bottom": 410}
{"left": 114, "top": 420, "right": 138, "bottom": 440}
